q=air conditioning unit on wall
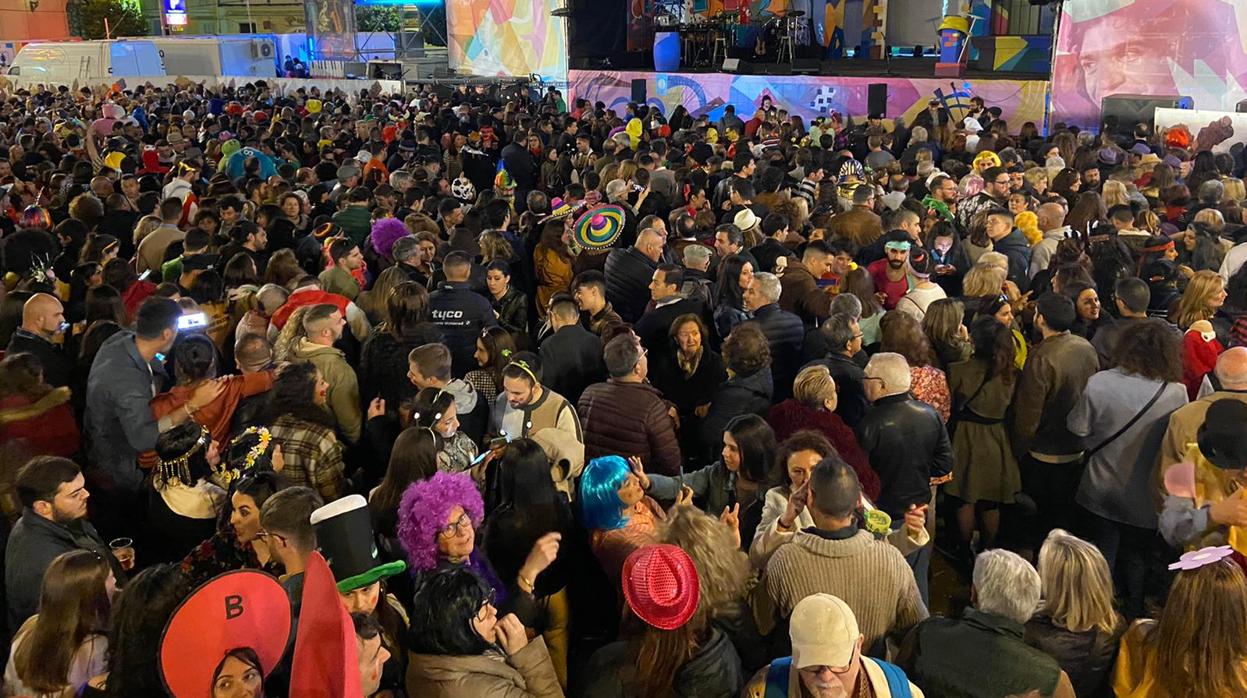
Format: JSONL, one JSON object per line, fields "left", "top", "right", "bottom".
{"left": 250, "top": 40, "right": 274, "bottom": 59}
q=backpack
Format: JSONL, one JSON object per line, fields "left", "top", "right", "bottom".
{"left": 764, "top": 656, "right": 912, "bottom": 697}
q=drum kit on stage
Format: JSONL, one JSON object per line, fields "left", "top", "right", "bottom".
{"left": 655, "top": 2, "right": 808, "bottom": 68}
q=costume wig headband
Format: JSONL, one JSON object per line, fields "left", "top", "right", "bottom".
{"left": 157, "top": 424, "right": 211, "bottom": 486}
{"left": 578, "top": 455, "right": 631, "bottom": 531}
{"left": 397, "top": 471, "right": 484, "bottom": 573}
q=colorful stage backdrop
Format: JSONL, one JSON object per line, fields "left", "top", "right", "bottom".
{"left": 568, "top": 70, "right": 1049, "bottom": 130}
{"left": 446, "top": 0, "right": 568, "bottom": 81}
{"left": 1052, "top": 0, "right": 1247, "bottom": 130}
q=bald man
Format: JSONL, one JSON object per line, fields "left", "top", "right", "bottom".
{"left": 604, "top": 228, "right": 664, "bottom": 324}
{"left": 1161, "top": 347, "right": 1247, "bottom": 468}
{"left": 1028, "top": 202, "right": 1070, "bottom": 280}
{"left": 6, "top": 293, "right": 71, "bottom": 387}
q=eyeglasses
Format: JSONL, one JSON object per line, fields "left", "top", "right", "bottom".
{"left": 475, "top": 588, "right": 498, "bottom": 620}
{"left": 255, "top": 530, "right": 287, "bottom": 545}
{"left": 438, "top": 512, "right": 472, "bottom": 539}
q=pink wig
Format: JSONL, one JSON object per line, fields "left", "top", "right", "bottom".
{"left": 371, "top": 218, "right": 411, "bottom": 262}
{"left": 397, "top": 471, "right": 484, "bottom": 573}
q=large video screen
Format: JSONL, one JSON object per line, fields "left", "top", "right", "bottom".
{"left": 1052, "top": 0, "right": 1247, "bottom": 130}
{"left": 447, "top": 0, "right": 568, "bottom": 81}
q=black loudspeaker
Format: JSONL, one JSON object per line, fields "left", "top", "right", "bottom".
{"left": 1100, "top": 94, "right": 1193, "bottom": 136}
{"left": 631, "top": 79, "right": 647, "bottom": 104}
{"left": 867, "top": 83, "right": 888, "bottom": 118}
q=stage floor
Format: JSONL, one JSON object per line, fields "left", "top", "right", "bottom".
{"left": 572, "top": 57, "right": 1047, "bottom": 82}
{"left": 568, "top": 68, "right": 1051, "bottom": 130}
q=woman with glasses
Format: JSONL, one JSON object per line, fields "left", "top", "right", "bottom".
{"left": 399, "top": 471, "right": 559, "bottom": 635}
{"left": 407, "top": 566, "right": 563, "bottom": 697}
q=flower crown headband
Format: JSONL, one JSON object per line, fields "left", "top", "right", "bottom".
{"left": 221, "top": 426, "right": 274, "bottom": 485}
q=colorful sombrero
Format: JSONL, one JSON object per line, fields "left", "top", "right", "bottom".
{"left": 549, "top": 197, "right": 574, "bottom": 219}
{"left": 572, "top": 205, "right": 625, "bottom": 250}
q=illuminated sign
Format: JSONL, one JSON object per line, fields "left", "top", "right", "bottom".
{"left": 163, "top": 0, "right": 188, "bottom": 28}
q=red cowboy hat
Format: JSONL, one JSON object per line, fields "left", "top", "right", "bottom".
{"left": 622, "top": 544, "right": 700, "bottom": 631}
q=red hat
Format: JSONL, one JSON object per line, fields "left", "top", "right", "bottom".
{"left": 658, "top": 124, "right": 672, "bottom": 138}
{"left": 159, "top": 571, "right": 292, "bottom": 697}
{"left": 291, "top": 552, "right": 363, "bottom": 696}
{"left": 622, "top": 544, "right": 700, "bottom": 630}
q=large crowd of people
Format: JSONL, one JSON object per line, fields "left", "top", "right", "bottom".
{"left": 0, "top": 77, "right": 1246, "bottom": 697}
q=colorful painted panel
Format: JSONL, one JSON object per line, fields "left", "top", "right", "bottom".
{"left": 446, "top": 0, "right": 568, "bottom": 81}
{"left": 971, "top": 34, "right": 1051, "bottom": 74}
{"left": 1052, "top": 0, "right": 1247, "bottom": 130}
{"left": 568, "top": 69, "right": 1049, "bottom": 129}
{"left": 304, "top": 0, "right": 357, "bottom": 60}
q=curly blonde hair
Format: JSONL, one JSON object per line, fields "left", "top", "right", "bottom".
{"left": 660, "top": 506, "right": 751, "bottom": 617}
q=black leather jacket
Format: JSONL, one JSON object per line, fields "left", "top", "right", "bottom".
{"left": 855, "top": 393, "right": 953, "bottom": 517}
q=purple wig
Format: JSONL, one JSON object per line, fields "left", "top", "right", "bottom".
{"left": 370, "top": 218, "right": 411, "bottom": 262}
{"left": 397, "top": 470, "right": 484, "bottom": 574}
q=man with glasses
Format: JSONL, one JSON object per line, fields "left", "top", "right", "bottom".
{"left": 746, "top": 593, "right": 923, "bottom": 698}
{"left": 258, "top": 486, "right": 324, "bottom": 613}
{"left": 957, "top": 166, "right": 1012, "bottom": 230}
{"left": 808, "top": 313, "right": 869, "bottom": 428}
{"left": 856, "top": 352, "right": 953, "bottom": 604}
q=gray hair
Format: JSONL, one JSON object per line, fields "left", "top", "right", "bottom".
{"left": 822, "top": 313, "right": 858, "bottom": 353}
{"left": 753, "top": 272, "right": 782, "bottom": 304}
{"left": 682, "top": 244, "right": 711, "bottom": 267}
{"left": 910, "top": 126, "right": 928, "bottom": 143}
{"left": 864, "top": 352, "right": 911, "bottom": 395}
{"left": 256, "top": 283, "right": 289, "bottom": 315}
{"left": 391, "top": 235, "right": 420, "bottom": 262}
{"left": 829, "top": 293, "right": 862, "bottom": 321}
{"left": 1197, "top": 179, "right": 1225, "bottom": 205}
{"left": 606, "top": 179, "right": 629, "bottom": 203}
{"left": 389, "top": 170, "right": 413, "bottom": 189}
{"left": 973, "top": 549, "right": 1041, "bottom": 624}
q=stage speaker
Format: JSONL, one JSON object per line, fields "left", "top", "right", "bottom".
{"left": 867, "top": 83, "right": 888, "bottom": 118}
{"left": 722, "top": 58, "right": 741, "bottom": 73}
{"left": 793, "top": 58, "right": 820, "bottom": 75}
{"left": 631, "top": 79, "right": 646, "bottom": 104}
{"left": 1100, "top": 94, "right": 1193, "bottom": 135}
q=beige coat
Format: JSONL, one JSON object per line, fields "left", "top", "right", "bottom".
{"left": 1161, "top": 391, "right": 1247, "bottom": 468}
{"left": 407, "top": 637, "right": 564, "bottom": 698}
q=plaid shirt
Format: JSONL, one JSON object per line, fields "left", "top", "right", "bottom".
{"left": 268, "top": 414, "right": 346, "bottom": 502}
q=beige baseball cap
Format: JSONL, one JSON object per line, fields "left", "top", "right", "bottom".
{"left": 790, "top": 594, "right": 860, "bottom": 669}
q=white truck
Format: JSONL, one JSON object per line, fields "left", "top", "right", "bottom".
{"left": 148, "top": 37, "right": 277, "bottom": 78}
{"left": 7, "top": 40, "right": 165, "bottom": 85}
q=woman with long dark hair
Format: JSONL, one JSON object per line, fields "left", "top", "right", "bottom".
{"left": 263, "top": 361, "right": 347, "bottom": 502}
{"left": 359, "top": 281, "right": 443, "bottom": 408}
{"left": 713, "top": 254, "right": 753, "bottom": 339}
{"left": 5, "top": 551, "right": 113, "bottom": 697}
{"left": 481, "top": 438, "right": 580, "bottom": 688}
{"left": 180, "top": 463, "right": 283, "bottom": 586}
{"left": 946, "top": 316, "right": 1020, "bottom": 564}
{"left": 465, "top": 325, "right": 518, "bottom": 406}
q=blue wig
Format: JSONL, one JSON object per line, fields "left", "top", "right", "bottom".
{"left": 578, "top": 455, "right": 630, "bottom": 531}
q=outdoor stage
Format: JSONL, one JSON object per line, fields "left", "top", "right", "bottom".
{"left": 567, "top": 68, "right": 1051, "bottom": 130}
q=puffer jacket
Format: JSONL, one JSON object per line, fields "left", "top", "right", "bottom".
{"left": 855, "top": 393, "right": 953, "bottom": 518}
{"left": 1024, "top": 613, "right": 1125, "bottom": 698}
{"left": 604, "top": 247, "right": 658, "bottom": 324}
{"left": 701, "top": 368, "right": 773, "bottom": 448}
{"left": 578, "top": 379, "right": 682, "bottom": 475}
{"left": 747, "top": 305, "right": 803, "bottom": 400}
{"left": 406, "top": 637, "right": 564, "bottom": 698}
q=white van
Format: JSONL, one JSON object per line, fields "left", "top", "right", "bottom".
{"left": 149, "top": 37, "right": 277, "bottom": 78}
{"left": 8, "top": 40, "right": 165, "bottom": 85}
